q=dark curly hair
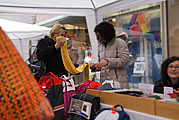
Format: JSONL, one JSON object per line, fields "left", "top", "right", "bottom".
{"left": 161, "top": 56, "right": 179, "bottom": 84}
{"left": 94, "top": 21, "right": 115, "bottom": 43}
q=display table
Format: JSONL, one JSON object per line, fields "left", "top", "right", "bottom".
{"left": 86, "top": 89, "right": 179, "bottom": 120}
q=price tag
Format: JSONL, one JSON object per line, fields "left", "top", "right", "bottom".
{"left": 163, "top": 87, "right": 173, "bottom": 99}
{"left": 139, "top": 83, "right": 154, "bottom": 95}
{"left": 114, "top": 81, "right": 121, "bottom": 88}
{"left": 164, "top": 86, "right": 173, "bottom": 94}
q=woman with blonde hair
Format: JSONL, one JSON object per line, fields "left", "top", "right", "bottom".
{"left": 37, "top": 24, "right": 68, "bottom": 76}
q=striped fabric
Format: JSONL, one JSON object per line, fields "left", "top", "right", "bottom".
{"left": 0, "top": 27, "right": 54, "bottom": 120}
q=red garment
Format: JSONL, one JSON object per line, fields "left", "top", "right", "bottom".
{"left": 39, "top": 72, "right": 62, "bottom": 90}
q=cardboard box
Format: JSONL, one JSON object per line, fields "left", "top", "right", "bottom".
{"left": 155, "top": 100, "right": 179, "bottom": 120}
{"left": 86, "top": 89, "right": 100, "bottom": 97}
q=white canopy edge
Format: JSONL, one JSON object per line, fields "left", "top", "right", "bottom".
{"left": 0, "top": 0, "right": 120, "bottom": 10}
{"left": 0, "top": 19, "right": 50, "bottom": 32}
{"left": 0, "top": 6, "right": 95, "bottom": 16}
{"left": 35, "top": 15, "right": 69, "bottom": 26}
{"left": 6, "top": 32, "right": 49, "bottom": 40}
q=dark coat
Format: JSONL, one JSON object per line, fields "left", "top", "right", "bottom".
{"left": 154, "top": 79, "right": 179, "bottom": 94}
{"left": 37, "top": 36, "right": 68, "bottom": 76}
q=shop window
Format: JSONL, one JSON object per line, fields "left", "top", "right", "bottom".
{"left": 103, "top": 2, "right": 162, "bottom": 88}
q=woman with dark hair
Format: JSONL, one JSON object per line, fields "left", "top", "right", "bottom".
{"left": 154, "top": 56, "right": 179, "bottom": 93}
{"left": 91, "top": 21, "right": 129, "bottom": 88}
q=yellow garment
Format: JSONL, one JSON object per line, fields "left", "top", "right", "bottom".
{"left": 57, "top": 36, "right": 89, "bottom": 82}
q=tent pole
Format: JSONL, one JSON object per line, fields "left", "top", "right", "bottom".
{"left": 90, "top": 0, "right": 98, "bottom": 24}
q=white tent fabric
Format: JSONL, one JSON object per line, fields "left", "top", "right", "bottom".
{"left": 0, "top": 0, "right": 166, "bottom": 62}
{"left": 0, "top": 19, "right": 50, "bottom": 39}
{"left": 0, "top": 19, "right": 51, "bottom": 60}
{"left": 0, "top": 0, "right": 166, "bottom": 20}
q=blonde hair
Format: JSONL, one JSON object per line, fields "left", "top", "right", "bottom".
{"left": 49, "top": 24, "right": 67, "bottom": 38}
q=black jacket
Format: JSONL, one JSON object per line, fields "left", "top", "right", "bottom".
{"left": 37, "top": 36, "right": 68, "bottom": 76}
{"left": 154, "top": 79, "right": 179, "bottom": 94}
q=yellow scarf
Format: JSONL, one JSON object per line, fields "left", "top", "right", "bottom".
{"left": 58, "top": 36, "right": 89, "bottom": 82}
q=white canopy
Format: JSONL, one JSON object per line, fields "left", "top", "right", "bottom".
{"left": 0, "top": 0, "right": 166, "bottom": 62}
{"left": 0, "top": 0, "right": 166, "bottom": 20}
{"left": 0, "top": 19, "right": 50, "bottom": 40}
{"left": 0, "top": 19, "right": 51, "bottom": 60}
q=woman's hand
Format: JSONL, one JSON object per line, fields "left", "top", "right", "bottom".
{"left": 96, "top": 60, "right": 108, "bottom": 70}
{"left": 90, "top": 63, "right": 96, "bottom": 72}
{"left": 55, "top": 36, "right": 66, "bottom": 49}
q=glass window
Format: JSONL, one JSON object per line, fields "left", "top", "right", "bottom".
{"left": 103, "top": 2, "right": 162, "bottom": 88}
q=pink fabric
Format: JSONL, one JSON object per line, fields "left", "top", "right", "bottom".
{"left": 76, "top": 80, "right": 92, "bottom": 93}
{"left": 76, "top": 80, "right": 102, "bottom": 93}
{"left": 61, "top": 76, "right": 76, "bottom": 120}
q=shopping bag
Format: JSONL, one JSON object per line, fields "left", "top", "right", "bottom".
{"left": 95, "top": 104, "right": 130, "bottom": 120}
{"left": 61, "top": 75, "right": 76, "bottom": 120}
{"left": 0, "top": 27, "right": 54, "bottom": 120}
{"left": 69, "top": 92, "right": 100, "bottom": 120}
{"left": 39, "top": 72, "right": 64, "bottom": 120}
{"left": 26, "top": 46, "right": 46, "bottom": 81}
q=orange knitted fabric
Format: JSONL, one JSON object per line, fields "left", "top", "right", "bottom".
{"left": 0, "top": 27, "right": 54, "bottom": 120}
